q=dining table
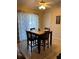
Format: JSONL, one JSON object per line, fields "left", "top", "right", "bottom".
{"left": 30, "top": 30, "right": 52, "bottom": 53}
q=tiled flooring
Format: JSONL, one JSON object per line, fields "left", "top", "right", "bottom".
{"left": 18, "top": 39, "right": 61, "bottom": 59}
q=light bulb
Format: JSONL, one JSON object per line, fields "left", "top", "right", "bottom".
{"left": 38, "top": 5, "right": 46, "bottom": 10}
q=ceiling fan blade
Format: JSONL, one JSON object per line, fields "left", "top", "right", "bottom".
{"left": 45, "top": 2, "right": 53, "bottom": 5}
{"left": 29, "top": 0, "right": 53, "bottom": 9}
{"left": 38, "top": 1, "right": 53, "bottom": 6}
{"left": 45, "top": 5, "right": 51, "bottom": 8}
{"left": 28, "top": 1, "right": 39, "bottom": 8}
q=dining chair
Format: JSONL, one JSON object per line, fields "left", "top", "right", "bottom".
{"left": 44, "top": 27, "right": 50, "bottom": 31}
{"left": 38, "top": 28, "right": 40, "bottom": 31}
{"left": 30, "top": 28, "right": 35, "bottom": 31}
{"left": 40, "top": 31, "right": 50, "bottom": 50}
{"left": 44, "top": 31, "right": 50, "bottom": 46}
{"left": 26, "top": 31, "right": 37, "bottom": 52}
{"left": 30, "top": 28, "right": 38, "bottom": 45}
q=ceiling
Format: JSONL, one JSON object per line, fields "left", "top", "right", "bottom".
{"left": 17, "top": 0, "right": 61, "bottom": 10}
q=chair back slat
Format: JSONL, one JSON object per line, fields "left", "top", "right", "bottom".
{"left": 30, "top": 28, "right": 35, "bottom": 31}
{"left": 26, "top": 31, "right": 37, "bottom": 41}
{"left": 44, "top": 27, "right": 50, "bottom": 31}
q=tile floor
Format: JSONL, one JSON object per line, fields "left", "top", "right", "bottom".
{"left": 18, "top": 39, "right": 61, "bottom": 59}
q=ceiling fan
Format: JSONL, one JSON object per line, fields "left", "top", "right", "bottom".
{"left": 38, "top": 0, "right": 52, "bottom": 10}
{"left": 30, "top": 0, "right": 52, "bottom": 10}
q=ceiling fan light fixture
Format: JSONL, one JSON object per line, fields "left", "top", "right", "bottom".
{"left": 38, "top": 5, "right": 46, "bottom": 10}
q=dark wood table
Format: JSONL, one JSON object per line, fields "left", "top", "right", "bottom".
{"left": 30, "top": 31, "right": 52, "bottom": 53}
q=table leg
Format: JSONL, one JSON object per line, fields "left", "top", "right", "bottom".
{"left": 50, "top": 32, "right": 52, "bottom": 46}
{"left": 38, "top": 37, "right": 41, "bottom": 53}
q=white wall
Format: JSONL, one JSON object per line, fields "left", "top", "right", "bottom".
{"left": 43, "top": 12, "right": 51, "bottom": 28}
{"left": 43, "top": 5, "right": 61, "bottom": 40}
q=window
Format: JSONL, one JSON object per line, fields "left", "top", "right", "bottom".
{"left": 17, "top": 13, "right": 39, "bottom": 41}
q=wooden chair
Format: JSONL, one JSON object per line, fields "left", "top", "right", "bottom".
{"left": 40, "top": 31, "right": 50, "bottom": 50}
{"left": 30, "top": 28, "right": 40, "bottom": 31}
{"left": 38, "top": 28, "right": 40, "bottom": 31}
{"left": 44, "top": 31, "right": 50, "bottom": 45}
{"left": 30, "top": 28, "right": 38, "bottom": 45}
{"left": 44, "top": 27, "right": 50, "bottom": 31}
{"left": 30, "top": 28, "right": 35, "bottom": 31}
{"left": 26, "top": 31, "right": 37, "bottom": 52}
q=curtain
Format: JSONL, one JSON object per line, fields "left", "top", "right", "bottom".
{"left": 17, "top": 13, "right": 39, "bottom": 41}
